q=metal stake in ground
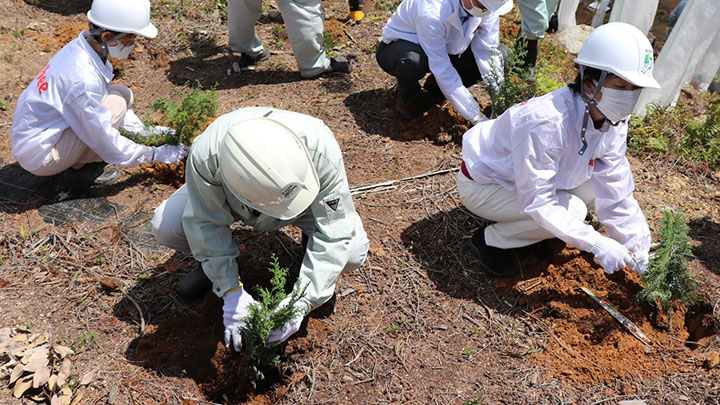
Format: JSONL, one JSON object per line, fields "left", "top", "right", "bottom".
{"left": 579, "top": 286, "right": 652, "bottom": 346}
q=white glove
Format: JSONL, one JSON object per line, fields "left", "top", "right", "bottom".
{"left": 121, "top": 109, "right": 145, "bottom": 134}
{"left": 590, "top": 236, "right": 635, "bottom": 274}
{"left": 222, "top": 287, "right": 259, "bottom": 352}
{"left": 266, "top": 295, "right": 311, "bottom": 348}
{"left": 153, "top": 144, "right": 188, "bottom": 163}
{"left": 630, "top": 251, "right": 649, "bottom": 275}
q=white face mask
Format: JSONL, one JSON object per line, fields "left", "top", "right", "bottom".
{"left": 462, "top": 1, "right": 492, "bottom": 18}
{"left": 107, "top": 41, "right": 135, "bottom": 59}
{"left": 595, "top": 87, "right": 641, "bottom": 124}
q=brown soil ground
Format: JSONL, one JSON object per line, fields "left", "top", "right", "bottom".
{"left": 1, "top": 0, "right": 720, "bottom": 404}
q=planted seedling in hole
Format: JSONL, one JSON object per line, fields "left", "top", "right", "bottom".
{"left": 239, "top": 254, "right": 307, "bottom": 388}
{"left": 635, "top": 208, "right": 701, "bottom": 323}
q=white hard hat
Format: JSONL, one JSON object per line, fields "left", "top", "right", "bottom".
{"left": 218, "top": 118, "right": 320, "bottom": 220}
{"left": 87, "top": 0, "right": 158, "bottom": 38}
{"left": 574, "top": 22, "right": 660, "bottom": 89}
{"left": 479, "top": 0, "right": 513, "bottom": 15}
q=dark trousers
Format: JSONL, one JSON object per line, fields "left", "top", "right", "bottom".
{"left": 376, "top": 39, "right": 483, "bottom": 103}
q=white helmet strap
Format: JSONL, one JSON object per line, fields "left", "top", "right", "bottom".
{"left": 578, "top": 67, "right": 607, "bottom": 156}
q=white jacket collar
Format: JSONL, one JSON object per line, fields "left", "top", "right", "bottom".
{"left": 79, "top": 30, "right": 114, "bottom": 84}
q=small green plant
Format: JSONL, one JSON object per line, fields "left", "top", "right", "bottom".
{"left": 635, "top": 208, "right": 701, "bottom": 318}
{"left": 70, "top": 332, "right": 97, "bottom": 351}
{"left": 460, "top": 345, "right": 473, "bottom": 356}
{"left": 135, "top": 273, "right": 149, "bottom": 282}
{"left": 481, "top": 43, "right": 538, "bottom": 116}
{"left": 0, "top": 100, "right": 8, "bottom": 111}
{"left": 388, "top": 318, "right": 404, "bottom": 334}
{"left": 128, "top": 86, "right": 218, "bottom": 147}
{"left": 464, "top": 396, "right": 486, "bottom": 405}
{"left": 323, "top": 32, "right": 338, "bottom": 57}
{"left": 240, "top": 255, "right": 307, "bottom": 388}
{"left": 377, "top": 0, "right": 401, "bottom": 12}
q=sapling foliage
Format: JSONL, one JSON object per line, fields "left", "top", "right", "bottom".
{"left": 481, "top": 42, "right": 538, "bottom": 117}
{"left": 240, "top": 255, "right": 307, "bottom": 388}
{"left": 125, "top": 86, "right": 218, "bottom": 147}
{"left": 635, "top": 208, "right": 701, "bottom": 316}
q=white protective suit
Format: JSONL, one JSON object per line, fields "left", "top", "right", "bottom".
{"left": 460, "top": 85, "right": 650, "bottom": 258}
{"left": 10, "top": 32, "right": 154, "bottom": 174}
{"left": 380, "top": 0, "right": 503, "bottom": 122}
{"left": 153, "top": 108, "right": 368, "bottom": 309}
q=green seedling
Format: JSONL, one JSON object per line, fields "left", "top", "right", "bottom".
{"left": 135, "top": 273, "right": 149, "bottom": 282}
{"left": 635, "top": 208, "right": 701, "bottom": 320}
{"left": 127, "top": 86, "right": 218, "bottom": 147}
{"left": 460, "top": 345, "right": 473, "bottom": 356}
{"left": 377, "top": 0, "right": 401, "bottom": 12}
{"left": 464, "top": 396, "right": 487, "bottom": 405}
{"left": 71, "top": 332, "right": 97, "bottom": 351}
{"left": 388, "top": 318, "right": 404, "bottom": 334}
{"left": 323, "top": 32, "right": 338, "bottom": 56}
{"left": 0, "top": 100, "right": 8, "bottom": 111}
{"left": 240, "top": 254, "right": 308, "bottom": 388}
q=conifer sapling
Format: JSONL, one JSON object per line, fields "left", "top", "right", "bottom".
{"left": 240, "top": 254, "right": 307, "bottom": 388}
{"left": 635, "top": 208, "right": 701, "bottom": 316}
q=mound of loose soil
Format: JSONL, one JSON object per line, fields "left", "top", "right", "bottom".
{"left": 495, "top": 247, "right": 717, "bottom": 385}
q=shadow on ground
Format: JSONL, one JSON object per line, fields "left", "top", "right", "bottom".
{"left": 688, "top": 216, "right": 720, "bottom": 277}
{"left": 23, "top": 0, "right": 90, "bottom": 16}
{"left": 343, "top": 89, "right": 469, "bottom": 143}
{"left": 0, "top": 162, "right": 178, "bottom": 215}
{"left": 114, "top": 226, "right": 331, "bottom": 402}
{"left": 168, "top": 55, "right": 308, "bottom": 90}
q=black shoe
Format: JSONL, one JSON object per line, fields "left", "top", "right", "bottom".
{"left": 237, "top": 47, "right": 270, "bottom": 71}
{"left": 528, "top": 238, "right": 566, "bottom": 260}
{"left": 54, "top": 162, "right": 120, "bottom": 188}
{"left": 177, "top": 264, "right": 213, "bottom": 303}
{"left": 328, "top": 57, "right": 349, "bottom": 74}
{"left": 394, "top": 92, "right": 427, "bottom": 120}
{"left": 304, "top": 57, "right": 349, "bottom": 79}
{"left": 547, "top": 13, "right": 558, "bottom": 33}
{"left": 423, "top": 75, "right": 446, "bottom": 105}
{"left": 469, "top": 229, "right": 520, "bottom": 277}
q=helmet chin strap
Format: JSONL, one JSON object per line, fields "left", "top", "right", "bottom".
{"left": 578, "top": 67, "right": 607, "bottom": 155}
{"left": 88, "top": 24, "right": 126, "bottom": 63}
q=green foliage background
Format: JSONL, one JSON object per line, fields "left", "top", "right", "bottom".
{"left": 629, "top": 95, "right": 720, "bottom": 169}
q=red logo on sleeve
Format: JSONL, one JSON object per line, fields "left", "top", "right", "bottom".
{"left": 588, "top": 159, "right": 595, "bottom": 167}
{"left": 35, "top": 64, "right": 50, "bottom": 95}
